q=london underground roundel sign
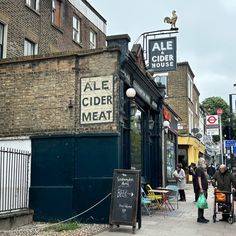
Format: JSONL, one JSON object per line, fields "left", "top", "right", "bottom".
{"left": 206, "top": 115, "right": 218, "bottom": 126}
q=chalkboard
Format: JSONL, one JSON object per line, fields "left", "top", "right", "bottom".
{"left": 109, "top": 169, "right": 141, "bottom": 233}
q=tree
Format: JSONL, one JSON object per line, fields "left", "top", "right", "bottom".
{"left": 201, "top": 96, "right": 236, "bottom": 140}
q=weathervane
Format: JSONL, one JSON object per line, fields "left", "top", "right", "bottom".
{"left": 164, "top": 10, "right": 178, "bottom": 30}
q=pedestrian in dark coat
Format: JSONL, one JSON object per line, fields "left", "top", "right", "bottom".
{"left": 212, "top": 164, "right": 236, "bottom": 221}
{"left": 207, "top": 163, "right": 216, "bottom": 179}
{"left": 189, "top": 162, "right": 198, "bottom": 202}
{"left": 196, "top": 157, "right": 209, "bottom": 223}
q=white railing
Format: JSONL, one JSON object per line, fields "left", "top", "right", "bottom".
{"left": 68, "top": 0, "right": 107, "bottom": 33}
{"left": 0, "top": 148, "right": 30, "bottom": 213}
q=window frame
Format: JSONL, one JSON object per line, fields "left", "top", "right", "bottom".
{"left": 52, "top": 0, "right": 62, "bottom": 28}
{"left": 188, "top": 108, "right": 193, "bottom": 134}
{"left": 89, "top": 30, "right": 97, "bottom": 49}
{"left": 24, "top": 39, "right": 38, "bottom": 56}
{"left": 188, "top": 73, "right": 193, "bottom": 101}
{"left": 0, "top": 22, "right": 4, "bottom": 59}
{"left": 26, "top": 0, "right": 40, "bottom": 11}
{"left": 72, "top": 15, "right": 81, "bottom": 44}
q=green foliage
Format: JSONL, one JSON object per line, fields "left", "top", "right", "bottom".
{"left": 43, "top": 221, "right": 81, "bottom": 232}
{"left": 131, "top": 116, "right": 141, "bottom": 170}
{"left": 202, "top": 96, "right": 229, "bottom": 124}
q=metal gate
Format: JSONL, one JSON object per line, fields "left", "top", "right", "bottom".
{"left": 0, "top": 147, "right": 30, "bottom": 213}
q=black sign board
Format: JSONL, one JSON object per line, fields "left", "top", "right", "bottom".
{"left": 148, "top": 37, "right": 177, "bottom": 72}
{"left": 109, "top": 169, "right": 141, "bottom": 233}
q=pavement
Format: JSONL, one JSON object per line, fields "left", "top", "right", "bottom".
{"left": 96, "top": 184, "right": 236, "bottom": 236}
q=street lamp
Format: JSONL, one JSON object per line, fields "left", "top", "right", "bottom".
{"left": 126, "top": 88, "right": 137, "bottom": 116}
{"left": 228, "top": 84, "right": 236, "bottom": 139}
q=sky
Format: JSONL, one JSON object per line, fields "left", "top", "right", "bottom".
{"left": 88, "top": 0, "right": 236, "bottom": 103}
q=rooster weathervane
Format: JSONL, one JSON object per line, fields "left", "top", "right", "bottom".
{"left": 164, "top": 10, "right": 178, "bottom": 30}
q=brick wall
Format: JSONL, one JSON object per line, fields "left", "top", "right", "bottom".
{"left": 166, "top": 62, "right": 200, "bottom": 134}
{"left": 0, "top": 49, "right": 120, "bottom": 137}
{"left": 167, "top": 64, "right": 188, "bottom": 127}
{"left": 0, "top": 0, "right": 106, "bottom": 58}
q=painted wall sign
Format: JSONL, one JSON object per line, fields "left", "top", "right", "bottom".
{"left": 148, "top": 37, "right": 177, "bottom": 72}
{"left": 80, "top": 76, "right": 114, "bottom": 124}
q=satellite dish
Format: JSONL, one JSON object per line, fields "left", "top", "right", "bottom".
{"left": 195, "top": 133, "right": 202, "bottom": 139}
{"left": 191, "top": 128, "right": 199, "bottom": 134}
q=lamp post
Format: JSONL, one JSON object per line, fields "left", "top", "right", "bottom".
{"left": 228, "top": 84, "right": 236, "bottom": 139}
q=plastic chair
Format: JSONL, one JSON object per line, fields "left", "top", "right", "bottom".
{"left": 145, "top": 184, "right": 162, "bottom": 209}
{"left": 165, "top": 185, "right": 179, "bottom": 209}
{"left": 141, "top": 187, "right": 152, "bottom": 215}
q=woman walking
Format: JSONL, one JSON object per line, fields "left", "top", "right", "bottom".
{"left": 176, "top": 163, "right": 186, "bottom": 201}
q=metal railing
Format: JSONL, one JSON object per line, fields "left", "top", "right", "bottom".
{"left": 0, "top": 147, "right": 31, "bottom": 213}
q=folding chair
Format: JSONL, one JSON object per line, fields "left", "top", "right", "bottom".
{"left": 145, "top": 184, "right": 162, "bottom": 209}
{"left": 165, "top": 185, "right": 179, "bottom": 209}
{"left": 141, "top": 187, "right": 152, "bottom": 215}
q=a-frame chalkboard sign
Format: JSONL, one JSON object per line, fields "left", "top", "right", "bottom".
{"left": 109, "top": 169, "right": 141, "bottom": 234}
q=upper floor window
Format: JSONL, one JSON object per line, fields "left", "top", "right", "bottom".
{"left": 52, "top": 0, "right": 62, "bottom": 27}
{"left": 188, "top": 73, "right": 193, "bottom": 101}
{"left": 26, "top": 0, "right": 40, "bottom": 11}
{"left": 0, "top": 23, "right": 4, "bottom": 59}
{"left": 24, "top": 39, "right": 38, "bottom": 56}
{"left": 188, "top": 108, "right": 193, "bottom": 134}
{"left": 153, "top": 73, "right": 168, "bottom": 96}
{"left": 73, "top": 16, "right": 80, "bottom": 43}
{"left": 195, "top": 102, "right": 198, "bottom": 115}
{"left": 89, "top": 30, "right": 97, "bottom": 49}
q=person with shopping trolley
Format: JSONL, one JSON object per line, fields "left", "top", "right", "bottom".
{"left": 212, "top": 164, "right": 236, "bottom": 222}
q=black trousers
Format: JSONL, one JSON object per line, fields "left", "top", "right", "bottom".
{"left": 179, "top": 189, "right": 186, "bottom": 201}
{"left": 197, "top": 191, "right": 208, "bottom": 219}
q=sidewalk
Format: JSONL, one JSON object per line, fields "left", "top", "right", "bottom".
{"left": 96, "top": 184, "right": 236, "bottom": 236}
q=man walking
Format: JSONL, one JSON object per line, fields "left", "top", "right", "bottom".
{"left": 212, "top": 164, "right": 236, "bottom": 221}
{"left": 196, "top": 157, "right": 209, "bottom": 223}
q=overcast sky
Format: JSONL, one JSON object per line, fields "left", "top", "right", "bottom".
{"left": 88, "top": 0, "right": 236, "bottom": 103}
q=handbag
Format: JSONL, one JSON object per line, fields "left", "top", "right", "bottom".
{"left": 196, "top": 193, "right": 208, "bottom": 209}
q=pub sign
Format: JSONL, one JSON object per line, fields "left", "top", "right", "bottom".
{"left": 148, "top": 37, "right": 177, "bottom": 72}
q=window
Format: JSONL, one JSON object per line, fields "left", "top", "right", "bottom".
{"left": 188, "top": 108, "right": 193, "bottom": 133}
{"left": 89, "top": 30, "right": 97, "bottom": 49}
{"left": 153, "top": 73, "right": 168, "bottom": 96}
{"left": 73, "top": 16, "right": 80, "bottom": 43}
{"left": 188, "top": 73, "right": 193, "bottom": 101}
{"left": 26, "top": 0, "right": 39, "bottom": 11}
{"left": 52, "top": 0, "right": 62, "bottom": 27}
{"left": 0, "top": 23, "right": 4, "bottom": 59}
{"left": 166, "top": 140, "right": 176, "bottom": 179}
{"left": 24, "top": 39, "right": 37, "bottom": 56}
{"left": 195, "top": 102, "right": 198, "bottom": 115}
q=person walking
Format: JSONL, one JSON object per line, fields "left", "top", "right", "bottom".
{"left": 176, "top": 163, "right": 186, "bottom": 201}
{"left": 189, "top": 162, "right": 198, "bottom": 202}
{"left": 212, "top": 164, "right": 236, "bottom": 221}
{"left": 207, "top": 163, "right": 216, "bottom": 180}
{"left": 196, "top": 157, "right": 209, "bottom": 223}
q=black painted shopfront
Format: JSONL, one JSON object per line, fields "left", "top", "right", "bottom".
{"left": 29, "top": 35, "right": 169, "bottom": 223}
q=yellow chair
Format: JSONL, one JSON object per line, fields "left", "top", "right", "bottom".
{"left": 145, "top": 184, "right": 162, "bottom": 209}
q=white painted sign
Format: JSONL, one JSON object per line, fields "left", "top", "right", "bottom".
{"left": 80, "top": 76, "right": 113, "bottom": 124}
{"left": 206, "top": 127, "right": 219, "bottom": 136}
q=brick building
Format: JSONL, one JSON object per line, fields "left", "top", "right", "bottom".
{"left": 164, "top": 62, "right": 205, "bottom": 174}
{"left": 0, "top": 34, "right": 168, "bottom": 222}
{"left": 0, "top": 0, "right": 106, "bottom": 59}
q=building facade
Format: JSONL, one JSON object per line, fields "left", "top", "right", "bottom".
{"left": 0, "top": 34, "right": 167, "bottom": 222}
{"left": 0, "top": 0, "right": 106, "bottom": 59}
{"left": 165, "top": 62, "right": 205, "bottom": 177}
